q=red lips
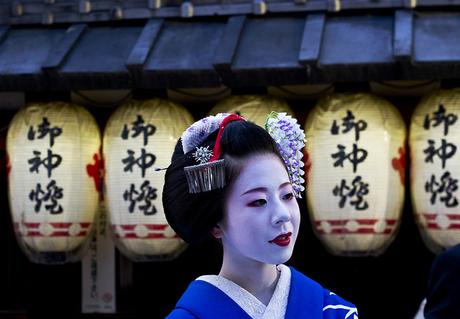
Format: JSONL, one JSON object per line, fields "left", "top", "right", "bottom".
{"left": 269, "top": 232, "right": 292, "bottom": 247}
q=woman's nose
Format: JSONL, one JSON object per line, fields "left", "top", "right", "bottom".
{"left": 271, "top": 201, "right": 291, "bottom": 225}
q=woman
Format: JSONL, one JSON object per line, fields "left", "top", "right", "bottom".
{"left": 163, "top": 112, "right": 358, "bottom": 318}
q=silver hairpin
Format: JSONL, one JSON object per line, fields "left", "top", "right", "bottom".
{"left": 184, "top": 159, "right": 226, "bottom": 193}
{"left": 192, "top": 146, "right": 213, "bottom": 164}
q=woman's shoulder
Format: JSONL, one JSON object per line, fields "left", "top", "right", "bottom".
{"left": 165, "top": 308, "right": 198, "bottom": 319}
{"left": 289, "top": 266, "right": 358, "bottom": 319}
{"left": 165, "top": 279, "right": 252, "bottom": 319}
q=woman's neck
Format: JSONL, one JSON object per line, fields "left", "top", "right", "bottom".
{"left": 218, "top": 258, "right": 280, "bottom": 306}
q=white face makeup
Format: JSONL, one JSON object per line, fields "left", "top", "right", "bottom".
{"left": 218, "top": 153, "right": 301, "bottom": 267}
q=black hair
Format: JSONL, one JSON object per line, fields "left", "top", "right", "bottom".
{"left": 162, "top": 120, "right": 283, "bottom": 245}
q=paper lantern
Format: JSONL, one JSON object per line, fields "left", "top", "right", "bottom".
{"left": 104, "top": 98, "right": 194, "bottom": 261}
{"left": 410, "top": 89, "right": 460, "bottom": 253}
{"left": 7, "top": 102, "right": 101, "bottom": 264}
{"left": 305, "top": 93, "right": 406, "bottom": 256}
{"left": 209, "top": 95, "right": 293, "bottom": 126}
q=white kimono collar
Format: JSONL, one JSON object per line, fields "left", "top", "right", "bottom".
{"left": 197, "top": 264, "right": 291, "bottom": 319}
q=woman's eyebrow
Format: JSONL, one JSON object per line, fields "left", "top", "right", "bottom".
{"left": 279, "top": 181, "right": 291, "bottom": 189}
{"left": 241, "top": 182, "right": 291, "bottom": 196}
{"left": 241, "top": 187, "right": 267, "bottom": 196}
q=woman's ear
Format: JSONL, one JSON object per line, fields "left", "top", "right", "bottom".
{"left": 211, "top": 224, "right": 223, "bottom": 239}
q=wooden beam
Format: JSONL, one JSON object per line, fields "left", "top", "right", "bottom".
{"left": 299, "top": 13, "right": 325, "bottom": 66}
{"left": 5, "top": 1, "right": 460, "bottom": 26}
{"left": 42, "top": 24, "right": 87, "bottom": 71}
{"left": 394, "top": 10, "right": 413, "bottom": 61}
{"left": 213, "top": 15, "right": 246, "bottom": 71}
{"left": 126, "top": 18, "right": 163, "bottom": 70}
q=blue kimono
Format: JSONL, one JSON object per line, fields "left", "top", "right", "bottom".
{"left": 166, "top": 266, "right": 358, "bottom": 319}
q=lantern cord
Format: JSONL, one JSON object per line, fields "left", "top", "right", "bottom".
{"left": 72, "top": 90, "right": 133, "bottom": 107}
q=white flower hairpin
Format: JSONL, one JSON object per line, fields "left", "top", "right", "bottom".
{"left": 181, "top": 113, "right": 230, "bottom": 154}
{"left": 265, "top": 112, "right": 306, "bottom": 198}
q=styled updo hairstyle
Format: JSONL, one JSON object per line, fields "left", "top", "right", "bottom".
{"left": 163, "top": 120, "right": 284, "bottom": 245}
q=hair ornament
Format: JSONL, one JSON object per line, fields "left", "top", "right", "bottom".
{"left": 192, "top": 146, "right": 213, "bottom": 164}
{"left": 184, "top": 159, "right": 226, "bottom": 193}
{"left": 181, "top": 113, "right": 230, "bottom": 154}
{"left": 183, "top": 113, "right": 245, "bottom": 193}
{"left": 265, "top": 111, "right": 306, "bottom": 198}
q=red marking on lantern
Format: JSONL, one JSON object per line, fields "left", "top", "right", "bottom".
{"left": 102, "top": 292, "right": 113, "bottom": 304}
{"left": 303, "top": 149, "right": 312, "bottom": 182}
{"left": 112, "top": 224, "right": 178, "bottom": 239}
{"left": 0, "top": 136, "right": 7, "bottom": 175}
{"left": 122, "top": 233, "right": 172, "bottom": 239}
{"left": 24, "top": 231, "right": 88, "bottom": 237}
{"left": 426, "top": 223, "right": 460, "bottom": 230}
{"left": 16, "top": 222, "right": 91, "bottom": 231}
{"left": 316, "top": 228, "right": 393, "bottom": 235}
{"left": 114, "top": 224, "right": 169, "bottom": 231}
{"left": 86, "top": 149, "right": 104, "bottom": 200}
{"left": 314, "top": 218, "right": 397, "bottom": 225}
{"left": 391, "top": 146, "right": 406, "bottom": 186}
{"left": 421, "top": 213, "right": 460, "bottom": 230}
{"left": 4, "top": 153, "right": 10, "bottom": 177}
{"left": 313, "top": 218, "right": 397, "bottom": 235}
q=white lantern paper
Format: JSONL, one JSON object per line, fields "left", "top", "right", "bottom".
{"left": 306, "top": 93, "right": 406, "bottom": 256}
{"left": 104, "top": 98, "right": 194, "bottom": 261}
{"left": 209, "top": 95, "right": 293, "bottom": 126}
{"left": 410, "top": 89, "right": 460, "bottom": 253}
{"left": 7, "top": 102, "right": 101, "bottom": 264}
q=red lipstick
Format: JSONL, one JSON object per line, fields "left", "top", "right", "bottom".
{"left": 269, "top": 232, "right": 292, "bottom": 247}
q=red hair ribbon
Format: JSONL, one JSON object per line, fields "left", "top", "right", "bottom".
{"left": 210, "top": 114, "right": 245, "bottom": 162}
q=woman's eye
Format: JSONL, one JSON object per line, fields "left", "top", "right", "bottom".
{"left": 283, "top": 192, "right": 294, "bottom": 200}
{"left": 248, "top": 199, "right": 267, "bottom": 207}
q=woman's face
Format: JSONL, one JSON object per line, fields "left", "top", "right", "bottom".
{"left": 218, "top": 153, "right": 301, "bottom": 266}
